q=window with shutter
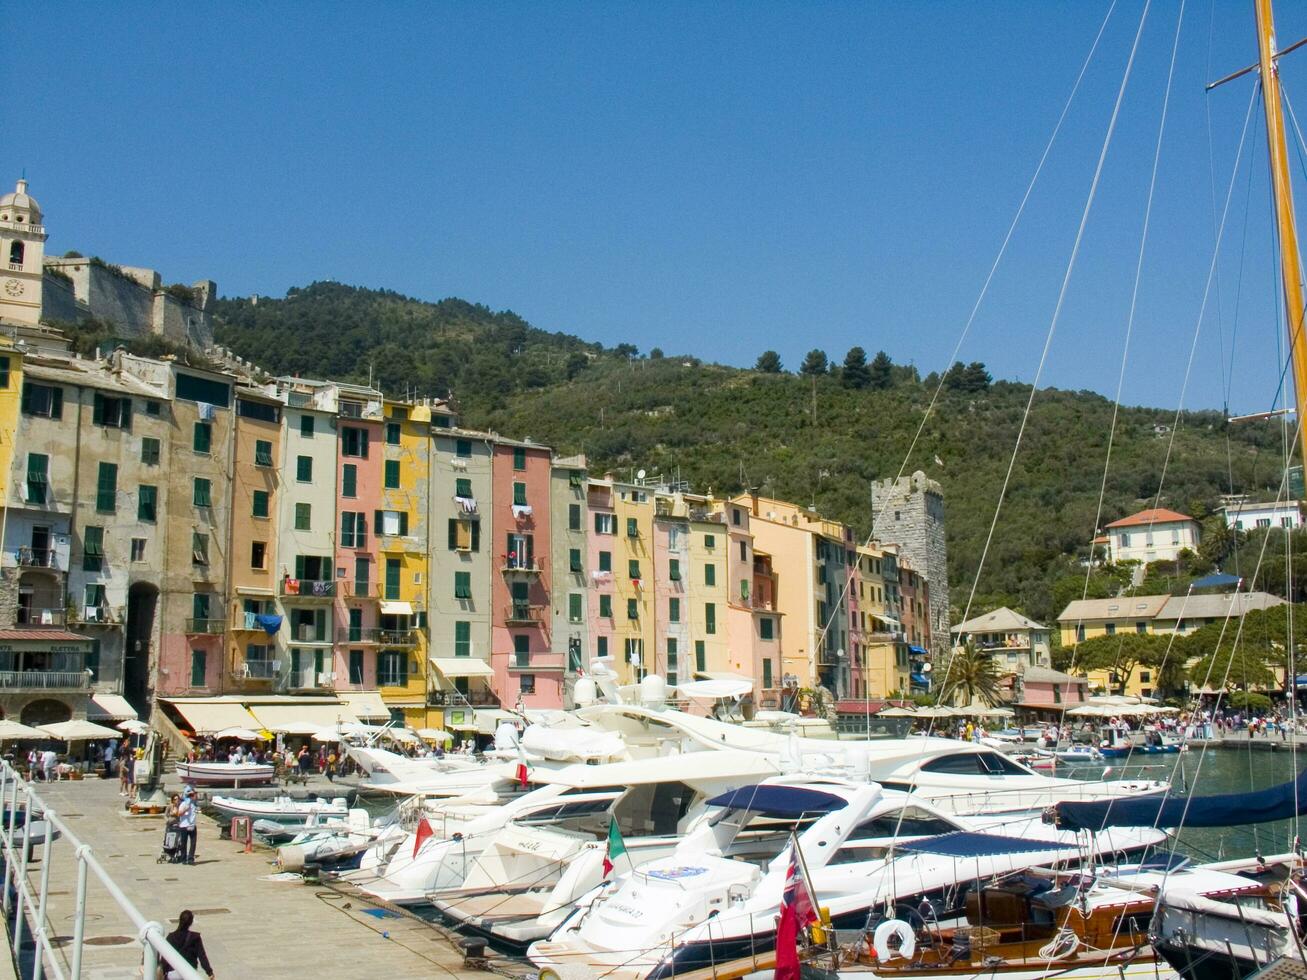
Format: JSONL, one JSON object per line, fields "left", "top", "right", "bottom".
{"left": 599, "top": 594, "right": 612, "bottom": 618}
{"left": 193, "top": 421, "right": 211, "bottom": 454}
{"left": 695, "top": 641, "right": 706, "bottom": 671}
{"left": 705, "top": 603, "right": 716, "bottom": 634}
{"left": 192, "top": 532, "right": 209, "bottom": 565}
{"left": 296, "top": 455, "right": 312, "bottom": 482}
{"left": 83, "top": 526, "right": 104, "bottom": 572}
{"left": 627, "top": 598, "right": 639, "bottom": 620}
{"left": 569, "top": 593, "right": 583, "bottom": 623}
{"left": 705, "top": 563, "right": 716, "bottom": 587}
{"left": 628, "top": 560, "right": 640, "bottom": 580}
{"left": 385, "top": 559, "right": 401, "bottom": 600}
{"left": 455, "top": 477, "right": 473, "bottom": 498}
{"left": 454, "top": 571, "right": 471, "bottom": 600}
{"left": 252, "top": 490, "right": 269, "bottom": 518}
{"left": 599, "top": 551, "right": 611, "bottom": 572}
{"left": 137, "top": 485, "right": 157, "bottom": 522}
{"left": 569, "top": 548, "right": 582, "bottom": 572}
{"left": 627, "top": 518, "right": 639, "bottom": 538}
{"left": 255, "top": 440, "right": 273, "bottom": 466}
{"left": 569, "top": 504, "right": 581, "bottom": 530}
{"left": 342, "top": 464, "right": 357, "bottom": 498}
{"left": 669, "top": 559, "right": 681, "bottom": 581}
{"left": 513, "top": 447, "right": 526, "bottom": 470}
{"left": 140, "top": 438, "right": 160, "bottom": 465}
{"left": 386, "top": 422, "right": 401, "bottom": 445}
{"left": 300, "top": 415, "right": 314, "bottom": 437}
{"left": 454, "top": 621, "right": 471, "bottom": 657}
{"left": 669, "top": 597, "right": 680, "bottom": 622}
{"left": 96, "top": 463, "right": 117, "bottom": 512}
{"left": 193, "top": 478, "right": 211, "bottom": 508}
{"left": 456, "top": 438, "right": 472, "bottom": 458}
{"left": 25, "top": 453, "right": 47, "bottom": 504}
{"left": 294, "top": 503, "right": 310, "bottom": 529}
{"left": 384, "top": 459, "right": 400, "bottom": 489}
{"left": 513, "top": 482, "right": 527, "bottom": 506}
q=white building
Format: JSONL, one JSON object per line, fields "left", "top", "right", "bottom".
{"left": 951, "top": 606, "right": 1051, "bottom": 670}
{"left": 1103, "top": 508, "right": 1200, "bottom": 565}
{"left": 1218, "top": 500, "right": 1304, "bottom": 532}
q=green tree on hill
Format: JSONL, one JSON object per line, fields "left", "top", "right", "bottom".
{"left": 800, "top": 349, "right": 829, "bottom": 376}
{"left": 841, "top": 347, "right": 870, "bottom": 389}
{"left": 869, "top": 350, "right": 893, "bottom": 389}
{"left": 755, "top": 350, "right": 783, "bottom": 373}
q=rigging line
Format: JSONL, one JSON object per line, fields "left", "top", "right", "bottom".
{"left": 1065, "top": 0, "right": 1187, "bottom": 727}
{"left": 961, "top": 0, "right": 1152, "bottom": 641}
{"left": 810, "top": 0, "right": 1122, "bottom": 686}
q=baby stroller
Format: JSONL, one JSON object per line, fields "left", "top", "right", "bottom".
{"left": 158, "top": 820, "right": 184, "bottom": 864}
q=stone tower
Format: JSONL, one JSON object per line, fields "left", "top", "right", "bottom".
{"left": 0, "top": 180, "right": 46, "bottom": 326}
{"left": 872, "top": 470, "right": 949, "bottom": 654}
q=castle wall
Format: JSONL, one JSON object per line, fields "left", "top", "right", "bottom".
{"left": 872, "top": 471, "right": 950, "bottom": 655}
{"left": 39, "top": 273, "right": 83, "bottom": 323}
{"left": 41, "top": 260, "right": 213, "bottom": 349}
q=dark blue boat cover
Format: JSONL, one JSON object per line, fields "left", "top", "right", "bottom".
{"left": 898, "top": 832, "right": 1079, "bottom": 858}
{"left": 706, "top": 785, "right": 847, "bottom": 817}
{"left": 1051, "top": 768, "right": 1307, "bottom": 832}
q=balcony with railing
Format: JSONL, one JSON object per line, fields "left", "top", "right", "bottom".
{"left": 287, "top": 669, "right": 335, "bottom": 691}
{"left": 428, "top": 688, "right": 500, "bottom": 707}
{"left": 508, "top": 649, "right": 565, "bottom": 671}
{"left": 280, "top": 578, "right": 336, "bottom": 600}
{"left": 14, "top": 548, "right": 60, "bottom": 572}
{"left": 68, "top": 605, "right": 118, "bottom": 626}
{"left": 505, "top": 602, "right": 544, "bottom": 625}
{"left": 342, "top": 581, "right": 380, "bottom": 600}
{"left": 185, "top": 618, "right": 225, "bottom": 635}
{"left": 0, "top": 670, "right": 90, "bottom": 692}
{"left": 500, "top": 556, "right": 543, "bottom": 575}
{"left": 14, "top": 608, "right": 65, "bottom": 628}
{"left": 240, "top": 659, "right": 277, "bottom": 681}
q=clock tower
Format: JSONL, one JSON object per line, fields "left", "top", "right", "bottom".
{"left": 0, "top": 179, "right": 46, "bottom": 326}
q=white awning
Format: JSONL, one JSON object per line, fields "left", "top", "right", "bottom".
{"left": 380, "top": 601, "right": 413, "bottom": 616}
{"left": 163, "top": 700, "right": 262, "bottom": 735}
{"left": 247, "top": 702, "right": 360, "bottom": 733}
{"left": 88, "top": 693, "right": 138, "bottom": 722}
{"left": 430, "top": 657, "right": 495, "bottom": 679}
{"left": 338, "top": 691, "right": 390, "bottom": 721}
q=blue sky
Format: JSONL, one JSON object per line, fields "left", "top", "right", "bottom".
{"left": 6, "top": 1, "right": 1307, "bottom": 412}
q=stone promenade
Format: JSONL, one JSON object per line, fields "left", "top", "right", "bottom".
{"left": 5, "top": 776, "right": 502, "bottom": 980}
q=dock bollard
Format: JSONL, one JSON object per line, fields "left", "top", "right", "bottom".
{"left": 230, "top": 817, "right": 253, "bottom": 853}
{"left": 459, "top": 937, "right": 488, "bottom": 969}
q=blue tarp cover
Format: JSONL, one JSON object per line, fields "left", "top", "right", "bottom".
{"left": 255, "top": 614, "right": 283, "bottom": 636}
{"left": 1190, "top": 572, "right": 1241, "bottom": 590}
{"left": 909, "top": 645, "right": 929, "bottom": 656}
{"left": 899, "top": 832, "right": 1079, "bottom": 858}
{"left": 706, "top": 785, "right": 847, "bottom": 817}
{"left": 1051, "top": 768, "right": 1307, "bottom": 832}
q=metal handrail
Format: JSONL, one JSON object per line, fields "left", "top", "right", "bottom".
{"left": 0, "top": 762, "right": 205, "bottom": 980}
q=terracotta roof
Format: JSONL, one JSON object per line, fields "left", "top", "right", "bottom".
{"left": 0, "top": 630, "right": 91, "bottom": 643}
{"left": 1057, "top": 594, "right": 1172, "bottom": 622}
{"left": 1104, "top": 508, "right": 1195, "bottom": 529}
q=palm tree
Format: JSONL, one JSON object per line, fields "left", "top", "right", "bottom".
{"left": 937, "top": 643, "right": 1003, "bottom": 707}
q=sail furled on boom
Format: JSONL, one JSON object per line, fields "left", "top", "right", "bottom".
{"left": 1048, "top": 768, "right": 1307, "bottom": 832}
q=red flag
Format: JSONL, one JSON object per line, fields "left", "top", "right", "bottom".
{"left": 516, "top": 761, "right": 529, "bottom": 787}
{"left": 412, "top": 817, "right": 433, "bottom": 859}
{"left": 775, "top": 838, "right": 818, "bottom": 980}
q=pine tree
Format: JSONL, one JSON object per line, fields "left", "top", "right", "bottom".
{"left": 755, "top": 350, "right": 783, "bottom": 373}
{"left": 868, "top": 350, "right": 893, "bottom": 390}
{"left": 799, "top": 349, "right": 828, "bottom": 376}
{"left": 841, "top": 347, "right": 870, "bottom": 389}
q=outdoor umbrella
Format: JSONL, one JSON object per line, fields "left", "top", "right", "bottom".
{"left": 416, "top": 728, "right": 454, "bottom": 742}
{"left": 117, "top": 720, "right": 149, "bottom": 734}
{"left": 0, "top": 720, "right": 45, "bottom": 740}
{"left": 877, "top": 707, "right": 917, "bottom": 717}
{"left": 213, "top": 727, "right": 259, "bottom": 741}
{"left": 37, "top": 720, "right": 120, "bottom": 741}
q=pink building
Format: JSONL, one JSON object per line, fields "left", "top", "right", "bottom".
{"left": 1013, "top": 665, "right": 1087, "bottom": 716}
{"left": 334, "top": 415, "right": 382, "bottom": 694}
{"left": 490, "top": 440, "right": 561, "bottom": 707}
{"left": 722, "top": 501, "right": 775, "bottom": 692}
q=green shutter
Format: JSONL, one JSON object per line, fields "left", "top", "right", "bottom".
{"left": 454, "top": 571, "right": 471, "bottom": 600}
{"left": 297, "top": 455, "right": 312, "bottom": 481}
{"left": 627, "top": 598, "right": 638, "bottom": 620}
{"left": 137, "top": 485, "right": 157, "bottom": 522}
{"left": 569, "top": 503, "right": 581, "bottom": 530}
{"left": 141, "top": 438, "right": 160, "bottom": 465}
{"left": 193, "top": 422, "right": 211, "bottom": 453}
{"left": 569, "top": 548, "right": 582, "bottom": 572}
{"left": 569, "top": 593, "right": 583, "bottom": 622}
{"left": 385, "top": 559, "right": 401, "bottom": 600}
{"left": 448, "top": 519, "right": 458, "bottom": 551}
{"left": 193, "top": 478, "right": 211, "bottom": 507}
{"left": 761, "top": 617, "right": 774, "bottom": 640}
{"left": 513, "top": 482, "right": 527, "bottom": 506}
{"left": 599, "top": 551, "right": 611, "bottom": 572}
{"left": 763, "top": 659, "right": 773, "bottom": 688}
{"left": 300, "top": 415, "right": 314, "bottom": 437}
{"left": 295, "top": 503, "right": 310, "bottom": 530}
{"left": 92, "top": 393, "right": 105, "bottom": 425}
{"left": 82, "top": 526, "right": 104, "bottom": 571}
{"left": 627, "top": 517, "right": 638, "bottom": 538}
{"left": 599, "top": 594, "right": 612, "bottom": 618}
{"left": 454, "top": 621, "right": 471, "bottom": 657}
{"left": 706, "top": 602, "right": 716, "bottom": 634}
{"left": 96, "top": 462, "right": 117, "bottom": 512}
{"left": 629, "top": 560, "right": 640, "bottom": 579}
{"left": 695, "top": 641, "right": 706, "bottom": 671}
{"left": 384, "top": 459, "right": 400, "bottom": 488}
{"left": 513, "top": 446, "right": 526, "bottom": 470}
{"left": 669, "top": 597, "right": 680, "bottom": 622}
{"left": 342, "top": 464, "right": 357, "bottom": 497}
{"left": 399, "top": 511, "right": 409, "bottom": 536}
{"left": 190, "top": 649, "right": 207, "bottom": 688}
{"left": 705, "top": 563, "right": 716, "bottom": 586}
{"left": 386, "top": 422, "right": 401, "bottom": 445}
{"left": 252, "top": 490, "right": 269, "bottom": 518}
{"left": 456, "top": 438, "right": 471, "bottom": 458}
{"left": 669, "top": 559, "right": 681, "bottom": 581}
{"left": 255, "top": 440, "right": 273, "bottom": 466}
{"left": 456, "top": 478, "right": 472, "bottom": 498}
{"left": 470, "top": 520, "right": 480, "bottom": 552}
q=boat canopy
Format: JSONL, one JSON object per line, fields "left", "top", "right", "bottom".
{"left": 706, "top": 784, "right": 847, "bottom": 817}
{"left": 898, "top": 831, "right": 1079, "bottom": 858}
{"left": 1049, "top": 768, "right": 1307, "bottom": 832}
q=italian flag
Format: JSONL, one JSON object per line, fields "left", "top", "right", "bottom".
{"left": 602, "top": 818, "right": 627, "bottom": 877}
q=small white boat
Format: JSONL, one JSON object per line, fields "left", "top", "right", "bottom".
{"left": 209, "top": 795, "right": 348, "bottom": 823}
{"left": 175, "top": 761, "right": 275, "bottom": 787}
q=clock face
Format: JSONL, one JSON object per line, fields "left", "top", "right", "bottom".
{"left": 2, "top": 279, "right": 22, "bottom": 298}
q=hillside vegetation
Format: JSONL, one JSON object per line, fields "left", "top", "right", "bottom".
{"left": 213, "top": 282, "right": 1287, "bottom": 624}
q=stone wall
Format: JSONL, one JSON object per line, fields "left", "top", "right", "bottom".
{"left": 872, "top": 470, "right": 950, "bottom": 654}
{"left": 41, "top": 259, "right": 214, "bottom": 349}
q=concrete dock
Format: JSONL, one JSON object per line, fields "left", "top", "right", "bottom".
{"left": 4, "top": 776, "right": 515, "bottom": 979}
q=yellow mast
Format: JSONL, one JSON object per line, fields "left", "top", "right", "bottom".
{"left": 1256, "top": 0, "right": 1307, "bottom": 465}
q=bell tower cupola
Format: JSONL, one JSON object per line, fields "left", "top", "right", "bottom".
{"left": 0, "top": 179, "right": 47, "bottom": 326}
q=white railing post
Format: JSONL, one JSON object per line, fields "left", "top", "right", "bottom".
{"left": 141, "top": 922, "right": 161, "bottom": 979}
{"left": 13, "top": 786, "right": 32, "bottom": 956}
{"left": 70, "top": 846, "right": 88, "bottom": 980}
{"left": 31, "top": 809, "right": 54, "bottom": 980}
{"left": 2, "top": 769, "right": 16, "bottom": 916}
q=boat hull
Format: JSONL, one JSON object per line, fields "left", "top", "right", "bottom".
{"left": 175, "top": 762, "right": 275, "bottom": 787}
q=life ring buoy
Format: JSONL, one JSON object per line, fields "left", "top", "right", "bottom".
{"left": 873, "top": 919, "right": 917, "bottom": 961}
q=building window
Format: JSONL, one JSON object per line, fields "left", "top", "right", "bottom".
{"left": 704, "top": 534, "right": 715, "bottom": 550}
{"left": 21, "top": 383, "right": 62, "bottom": 419}
{"left": 456, "top": 438, "right": 472, "bottom": 458}
{"left": 513, "top": 482, "right": 527, "bottom": 506}
{"left": 293, "top": 455, "right": 311, "bottom": 482}
{"left": 761, "top": 617, "right": 775, "bottom": 640}
{"left": 519, "top": 673, "right": 536, "bottom": 695}
{"left": 130, "top": 538, "right": 147, "bottom": 562}
{"left": 251, "top": 541, "right": 266, "bottom": 569}
{"left": 341, "top": 464, "right": 357, "bottom": 498}
{"left": 255, "top": 440, "right": 273, "bottom": 467}
{"left": 1135, "top": 621, "right": 1147, "bottom": 634}
{"left": 669, "top": 597, "right": 680, "bottom": 622}
{"left": 448, "top": 518, "right": 479, "bottom": 552}
{"left": 192, "top": 421, "right": 211, "bottom": 454}
{"left": 1075, "top": 624, "right": 1085, "bottom": 643}
{"left": 93, "top": 394, "right": 132, "bottom": 430}
{"left": 1140, "top": 671, "right": 1151, "bottom": 684}
{"left": 385, "top": 558, "right": 401, "bottom": 600}
{"left": 568, "top": 637, "right": 583, "bottom": 673}
{"left": 627, "top": 598, "right": 639, "bottom": 620}
{"left": 378, "top": 650, "right": 407, "bottom": 687}
{"left": 513, "top": 446, "right": 526, "bottom": 470}
{"left": 377, "top": 510, "right": 409, "bottom": 536}
{"left": 454, "top": 571, "right": 472, "bottom": 600}
{"left": 252, "top": 490, "right": 269, "bottom": 518}
{"left": 705, "top": 563, "right": 716, "bottom": 587}
{"left": 705, "top": 602, "right": 716, "bottom": 634}
{"left": 624, "top": 637, "right": 643, "bottom": 666}
{"left": 82, "top": 526, "right": 104, "bottom": 571}
{"left": 341, "top": 427, "right": 368, "bottom": 458}
{"left": 299, "top": 414, "right": 314, "bottom": 437}
{"left": 192, "top": 532, "right": 209, "bottom": 565}
{"left": 454, "top": 621, "right": 471, "bottom": 657}
{"left": 599, "top": 551, "right": 612, "bottom": 572}
{"left": 25, "top": 453, "right": 47, "bottom": 504}
{"left": 695, "top": 640, "right": 706, "bottom": 672}
{"left": 1105, "top": 623, "right": 1116, "bottom": 636}
{"left": 96, "top": 462, "right": 117, "bottom": 512}
{"left": 514, "top": 634, "right": 530, "bottom": 667}
{"left": 456, "top": 477, "right": 473, "bottom": 498}
{"left": 626, "top": 517, "right": 639, "bottom": 538}
{"left": 732, "top": 508, "right": 742, "bottom": 526}
{"left": 739, "top": 540, "right": 748, "bottom": 561}
{"left": 190, "top": 649, "right": 207, "bottom": 688}
{"left": 193, "top": 478, "right": 211, "bottom": 508}
{"left": 569, "top": 548, "right": 582, "bottom": 572}
{"left": 386, "top": 422, "right": 401, "bottom": 446}
{"left": 597, "top": 636, "right": 609, "bottom": 658}
{"left": 594, "top": 513, "right": 615, "bottom": 535}
{"left": 384, "top": 459, "right": 400, "bottom": 489}
{"left": 628, "top": 559, "right": 641, "bottom": 580}
{"left": 294, "top": 502, "right": 311, "bottom": 530}
{"left": 599, "top": 594, "right": 612, "bottom": 618}
{"left": 568, "top": 503, "right": 581, "bottom": 530}
{"left": 668, "top": 558, "right": 681, "bottom": 582}
{"left": 341, "top": 512, "right": 368, "bottom": 548}
{"left": 569, "top": 593, "right": 584, "bottom": 623}
{"left": 762, "top": 658, "right": 773, "bottom": 688}
{"left": 137, "top": 484, "right": 157, "bottom": 522}
{"left": 140, "top": 437, "right": 160, "bottom": 465}
{"left": 354, "top": 557, "right": 370, "bottom": 595}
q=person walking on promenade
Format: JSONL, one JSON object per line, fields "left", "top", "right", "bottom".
{"left": 297, "top": 745, "right": 310, "bottom": 776}
{"left": 102, "top": 739, "right": 115, "bottom": 779}
{"left": 176, "top": 786, "right": 199, "bottom": 865}
{"left": 161, "top": 909, "right": 215, "bottom": 979}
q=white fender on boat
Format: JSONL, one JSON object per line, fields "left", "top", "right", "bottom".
{"left": 873, "top": 919, "right": 916, "bottom": 961}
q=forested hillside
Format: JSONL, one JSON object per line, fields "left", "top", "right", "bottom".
{"left": 213, "top": 283, "right": 1287, "bottom": 624}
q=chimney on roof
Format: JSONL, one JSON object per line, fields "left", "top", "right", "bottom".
{"left": 749, "top": 488, "right": 760, "bottom": 516}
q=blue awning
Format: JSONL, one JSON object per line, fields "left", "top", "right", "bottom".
{"left": 1190, "top": 572, "right": 1240, "bottom": 590}
{"left": 706, "top": 785, "right": 847, "bottom": 818}
{"left": 909, "top": 645, "right": 929, "bottom": 656}
{"left": 899, "top": 832, "right": 1079, "bottom": 858}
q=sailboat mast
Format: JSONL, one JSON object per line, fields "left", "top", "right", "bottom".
{"left": 1256, "top": 0, "right": 1307, "bottom": 462}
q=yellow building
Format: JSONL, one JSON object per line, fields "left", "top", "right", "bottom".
{"left": 0, "top": 337, "right": 21, "bottom": 506}
{"left": 612, "top": 482, "right": 656, "bottom": 681}
{"left": 380, "top": 401, "right": 432, "bottom": 726}
{"left": 686, "top": 515, "right": 730, "bottom": 676}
